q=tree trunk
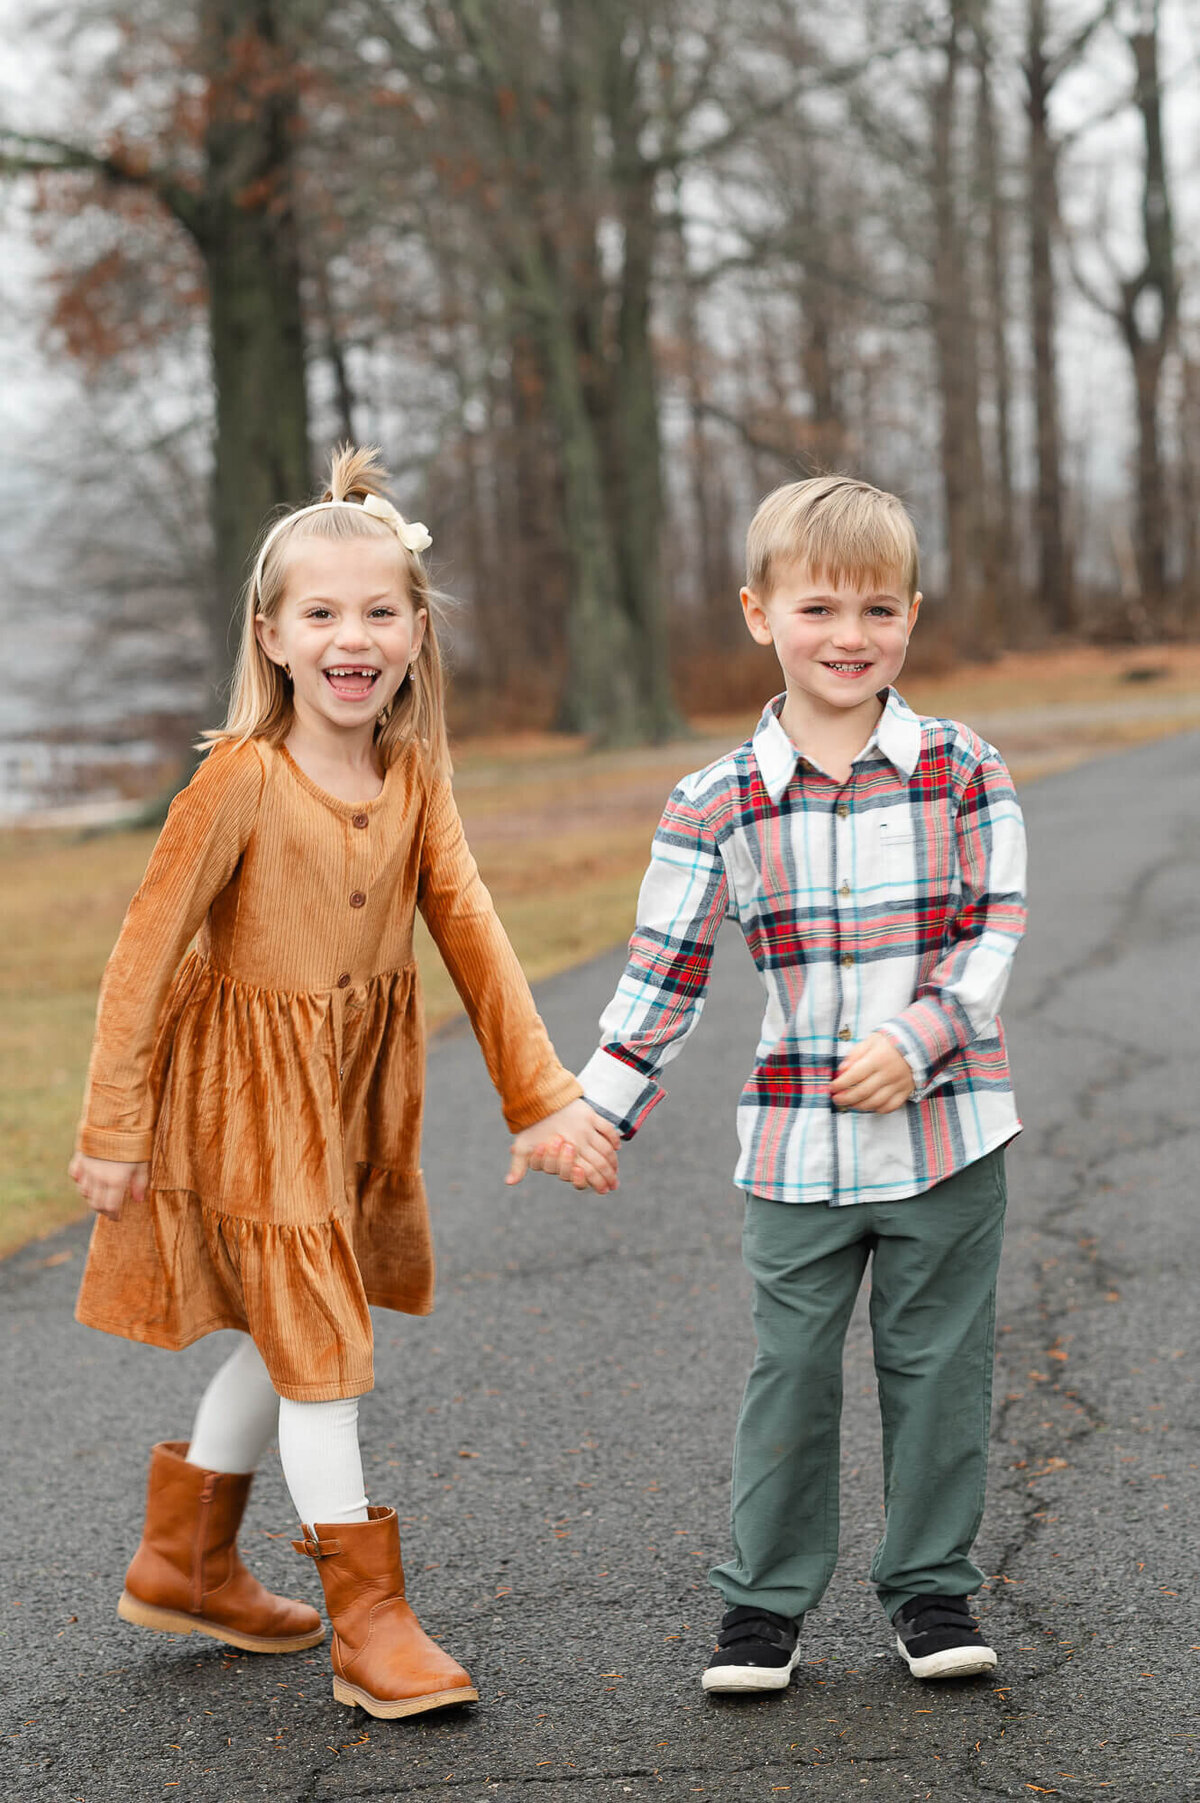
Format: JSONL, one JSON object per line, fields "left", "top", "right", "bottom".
{"left": 605, "top": 153, "right": 680, "bottom": 741}
{"left": 1024, "top": 0, "right": 1074, "bottom": 631}
{"left": 669, "top": 196, "right": 738, "bottom": 641}
{"left": 1119, "top": 10, "right": 1177, "bottom": 618}
{"left": 971, "top": 2, "right": 1017, "bottom": 615}
{"left": 199, "top": 0, "right": 311, "bottom": 690}
{"left": 929, "top": 4, "right": 992, "bottom": 650}
{"left": 1178, "top": 354, "right": 1200, "bottom": 627}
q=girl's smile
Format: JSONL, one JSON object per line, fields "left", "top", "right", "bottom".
{"left": 322, "top": 663, "right": 382, "bottom": 702}
{"left": 256, "top": 537, "right": 427, "bottom": 740}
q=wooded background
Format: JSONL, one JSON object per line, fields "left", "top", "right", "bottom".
{"left": 2, "top": 0, "right": 1198, "bottom": 744}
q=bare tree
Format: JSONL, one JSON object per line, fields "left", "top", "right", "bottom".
{"left": 1068, "top": 0, "right": 1178, "bottom": 621}
{"left": 2, "top": 0, "right": 317, "bottom": 696}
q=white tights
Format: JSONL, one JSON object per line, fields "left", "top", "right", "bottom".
{"left": 185, "top": 1334, "right": 369, "bottom": 1526}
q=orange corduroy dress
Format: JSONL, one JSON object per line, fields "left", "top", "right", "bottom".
{"left": 75, "top": 736, "right": 581, "bottom": 1400}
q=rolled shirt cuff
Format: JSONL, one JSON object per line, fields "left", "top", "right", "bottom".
{"left": 875, "top": 1016, "right": 957, "bottom": 1104}
{"left": 578, "top": 1047, "right": 665, "bottom": 1139}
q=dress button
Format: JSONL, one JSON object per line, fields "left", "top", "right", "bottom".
{"left": 349, "top": 891, "right": 366, "bottom": 908}
{"left": 352, "top": 813, "right": 369, "bottom": 829}
{"left": 837, "top": 803, "right": 850, "bottom": 818}
{"left": 336, "top": 972, "right": 351, "bottom": 988}
{"left": 838, "top": 1026, "right": 852, "bottom": 1041}
{"left": 841, "top": 953, "right": 854, "bottom": 968}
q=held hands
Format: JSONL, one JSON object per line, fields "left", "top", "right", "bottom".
{"left": 507, "top": 1099, "right": 621, "bottom": 1194}
{"left": 67, "top": 1153, "right": 149, "bottom": 1220}
{"left": 830, "top": 1031, "right": 915, "bottom": 1114}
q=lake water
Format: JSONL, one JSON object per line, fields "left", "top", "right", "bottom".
{"left": 0, "top": 598, "right": 202, "bottom": 820}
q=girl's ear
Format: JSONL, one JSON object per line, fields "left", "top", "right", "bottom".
{"left": 410, "top": 606, "right": 428, "bottom": 661}
{"left": 255, "top": 613, "right": 285, "bottom": 666}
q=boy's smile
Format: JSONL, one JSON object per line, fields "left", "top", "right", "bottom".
{"left": 741, "top": 559, "right": 920, "bottom": 758}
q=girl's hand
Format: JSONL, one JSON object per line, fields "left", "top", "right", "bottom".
{"left": 67, "top": 1154, "right": 149, "bottom": 1220}
{"left": 507, "top": 1101, "right": 621, "bottom": 1194}
{"left": 830, "top": 1032, "right": 915, "bottom": 1114}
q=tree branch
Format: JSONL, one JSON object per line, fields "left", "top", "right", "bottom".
{"left": 0, "top": 129, "right": 205, "bottom": 241}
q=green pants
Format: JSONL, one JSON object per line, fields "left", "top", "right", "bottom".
{"left": 710, "top": 1148, "right": 1007, "bottom": 1622}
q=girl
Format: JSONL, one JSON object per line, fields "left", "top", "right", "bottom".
{"left": 68, "top": 445, "right": 618, "bottom": 1721}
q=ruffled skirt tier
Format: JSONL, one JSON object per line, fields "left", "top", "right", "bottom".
{"left": 76, "top": 953, "right": 436, "bottom": 1399}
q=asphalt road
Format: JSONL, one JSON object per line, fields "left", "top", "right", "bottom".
{"left": 3, "top": 733, "right": 1198, "bottom": 1802}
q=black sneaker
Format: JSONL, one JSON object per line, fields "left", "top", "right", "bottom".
{"left": 701, "top": 1606, "right": 802, "bottom": 1694}
{"left": 893, "top": 1594, "right": 997, "bottom": 1679}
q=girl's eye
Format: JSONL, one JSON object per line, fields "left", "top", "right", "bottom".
{"left": 369, "top": 607, "right": 397, "bottom": 619}
{"left": 304, "top": 607, "right": 333, "bottom": 620}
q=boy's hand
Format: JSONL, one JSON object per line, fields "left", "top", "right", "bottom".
{"left": 67, "top": 1154, "right": 149, "bottom": 1220}
{"left": 830, "top": 1032, "right": 915, "bottom": 1114}
{"left": 507, "top": 1100, "right": 621, "bottom": 1194}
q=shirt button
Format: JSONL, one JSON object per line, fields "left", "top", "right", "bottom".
{"left": 837, "top": 803, "right": 850, "bottom": 819}
{"left": 838, "top": 1026, "right": 852, "bottom": 1041}
{"left": 336, "top": 971, "right": 351, "bottom": 988}
{"left": 839, "top": 881, "right": 851, "bottom": 896}
{"left": 841, "top": 953, "right": 854, "bottom": 968}
{"left": 349, "top": 891, "right": 366, "bottom": 908}
{"left": 352, "top": 813, "right": 369, "bottom": 829}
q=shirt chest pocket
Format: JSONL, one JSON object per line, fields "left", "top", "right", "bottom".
{"left": 876, "top": 818, "right": 916, "bottom": 882}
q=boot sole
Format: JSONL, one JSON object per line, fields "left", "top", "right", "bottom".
{"left": 332, "top": 1676, "right": 479, "bottom": 1718}
{"left": 895, "top": 1635, "right": 998, "bottom": 1680}
{"left": 118, "top": 1590, "right": 326, "bottom": 1654}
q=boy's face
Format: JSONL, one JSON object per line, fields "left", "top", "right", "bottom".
{"left": 741, "top": 559, "right": 920, "bottom": 715}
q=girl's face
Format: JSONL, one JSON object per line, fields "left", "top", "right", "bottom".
{"left": 256, "top": 535, "right": 426, "bottom": 739}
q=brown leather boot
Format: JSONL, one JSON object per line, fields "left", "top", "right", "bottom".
{"left": 293, "top": 1506, "right": 478, "bottom": 1717}
{"left": 117, "top": 1441, "right": 325, "bottom": 1653}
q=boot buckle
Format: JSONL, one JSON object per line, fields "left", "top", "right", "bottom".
{"left": 292, "top": 1528, "right": 342, "bottom": 1560}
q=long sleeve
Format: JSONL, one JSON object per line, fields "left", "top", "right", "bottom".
{"left": 77, "top": 741, "right": 264, "bottom": 1162}
{"left": 578, "top": 784, "right": 729, "bottom": 1137}
{"left": 417, "top": 775, "right": 580, "bottom": 1133}
{"left": 875, "top": 751, "right": 1026, "bottom": 1098}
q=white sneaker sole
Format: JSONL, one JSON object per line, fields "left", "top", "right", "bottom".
{"left": 701, "top": 1643, "right": 802, "bottom": 1693}
{"left": 896, "top": 1635, "right": 998, "bottom": 1680}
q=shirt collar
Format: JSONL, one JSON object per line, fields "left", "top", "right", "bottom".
{"left": 752, "top": 688, "right": 923, "bottom": 803}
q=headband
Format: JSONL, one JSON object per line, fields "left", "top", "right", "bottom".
{"left": 252, "top": 495, "right": 432, "bottom": 601}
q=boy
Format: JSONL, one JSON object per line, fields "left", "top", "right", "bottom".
{"left": 566, "top": 477, "right": 1026, "bottom": 1690}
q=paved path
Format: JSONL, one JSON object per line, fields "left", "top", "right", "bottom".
{"left": 3, "top": 735, "right": 1198, "bottom": 1802}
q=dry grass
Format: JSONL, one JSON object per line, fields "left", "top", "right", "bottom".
{"left": 4, "top": 642, "right": 1200, "bottom": 1258}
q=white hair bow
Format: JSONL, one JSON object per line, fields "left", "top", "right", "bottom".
{"left": 362, "top": 493, "right": 433, "bottom": 553}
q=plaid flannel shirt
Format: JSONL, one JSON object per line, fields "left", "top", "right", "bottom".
{"left": 579, "top": 690, "right": 1026, "bottom": 1205}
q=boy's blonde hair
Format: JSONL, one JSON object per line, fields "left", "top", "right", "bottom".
{"left": 746, "top": 476, "right": 920, "bottom": 601}
{"left": 204, "top": 444, "right": 450, "bottom": 777}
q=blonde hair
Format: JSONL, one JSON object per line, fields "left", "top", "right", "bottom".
{"left": 203, "top": 444, "right": 450, "bottom": 777}
{"left": 746, "top": 475, "right": 920, "bottom": 601}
